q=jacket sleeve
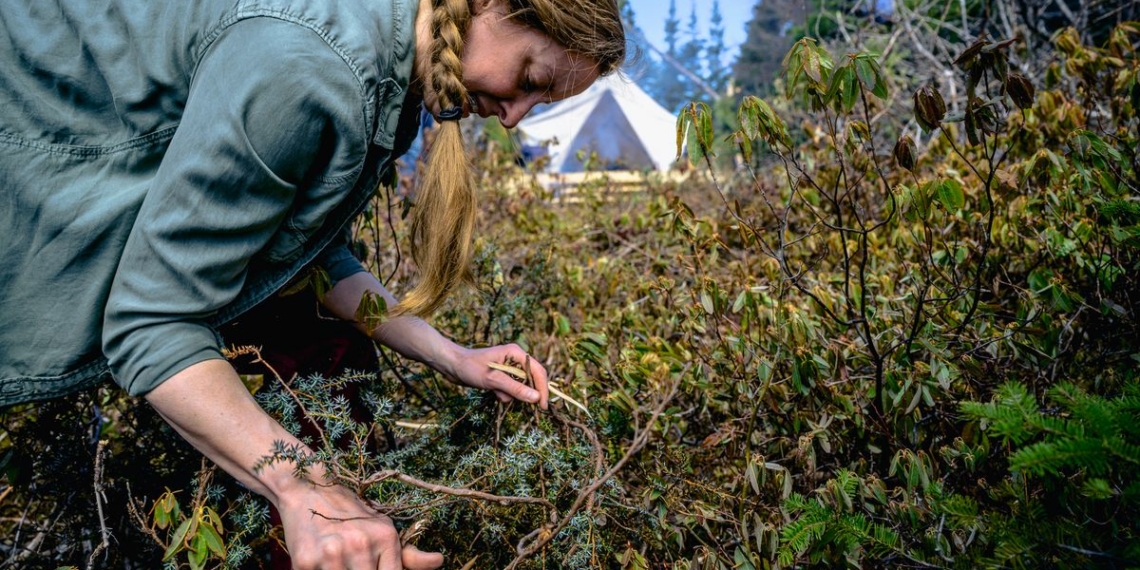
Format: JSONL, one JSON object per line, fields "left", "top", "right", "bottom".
{"left": 316, "top": 230, "right": 369, "bottom": 286}
{"left": 103, "top": 17, "right": 370, "bottom": 396}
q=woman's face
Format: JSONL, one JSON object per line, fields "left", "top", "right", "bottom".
{"left": 416, "top": 0, "right": 600, "bottom": 128}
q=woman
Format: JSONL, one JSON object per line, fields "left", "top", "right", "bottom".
{"left": 0, "top": 0, "right": 624, "bottom": 567}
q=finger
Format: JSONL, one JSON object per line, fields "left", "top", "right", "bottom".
{"left": 498, "top": 344, "right": 545, "bottom": 406}
{"left": 525, "top": 358, "right": 550, "bottom": 410}
{"left": 342, "top": 540, "right": 375, "bottom": 570}
{"left": 402, "top": 545, "right": 445, "bottom": 570}
{"left": 494, "top": 390, "right": 513, "bottom": 403}
{"left": 376, "top": 528, "right": 404, "bottom": 570}
{"left": 489, "top": 370, "right": 541, "bottom": 404}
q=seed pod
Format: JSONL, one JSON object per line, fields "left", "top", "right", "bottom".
{"left": 1006, "top": 73, "right": 1035, "bottom": 110}
{"left": 954, "top": 37, "right": 987, "bottom": 67}
{"left": 894, "top": 135, "right": 917, "bottom": 171}
{"left": 914, "top": 85, "right": 947, "bottom": 131}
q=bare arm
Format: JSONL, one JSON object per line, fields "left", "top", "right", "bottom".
{"left": 145, "top": 359, "right": 444, "bottom": 570}
{"left": 320, "top": 271, "right": 549, "bottom": 408}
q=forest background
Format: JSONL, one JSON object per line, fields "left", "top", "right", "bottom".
{"left": 2, "top": 0, "right": 1139, "bottom": 568}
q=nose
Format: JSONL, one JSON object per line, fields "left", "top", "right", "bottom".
{"left": 498, "top": 96, "right": 540, "bottom": 129}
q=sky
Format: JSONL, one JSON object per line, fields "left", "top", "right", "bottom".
{"left": 625, "top": 0, "right": 754, "bottom": 66}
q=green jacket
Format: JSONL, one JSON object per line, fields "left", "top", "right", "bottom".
{"left": 0, "top": 0, "right": 422, "bottom": 406}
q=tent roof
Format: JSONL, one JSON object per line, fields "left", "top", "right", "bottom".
{"left": 516, "top": 75, "right": 678, "bottom": 172}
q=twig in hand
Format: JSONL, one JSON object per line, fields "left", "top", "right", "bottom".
{"left": 125, "top": 483, "right": 166, "bottom": 549}
{"left": 487, "top": 362, "right": 591, "bottom": 417}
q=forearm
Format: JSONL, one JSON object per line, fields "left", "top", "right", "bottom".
{"left": 144, "top": 358, "right": 314, "bottom": 505}
{"left": 321, "top": 271, "right": 548, "bottom": 407}
{"left": 144, "top": 358, "right": 444, "bottom": 569}
{"left": 320, "top": 271, "right": 461, "bottom": 375}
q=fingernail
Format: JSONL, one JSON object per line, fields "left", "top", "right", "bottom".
{"left": 527, "top": 389, "right": 540, "bottom": 403}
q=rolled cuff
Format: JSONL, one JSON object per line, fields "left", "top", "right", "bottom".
{"left": 316, "top": 240, "right": 367, "bottom": 287}
{"left": 107, "top": 320, "right": 225, "bottom": 397}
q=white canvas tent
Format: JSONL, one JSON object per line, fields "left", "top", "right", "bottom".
{"left": 516, "top": 75, "right": 678, "bottom": 173}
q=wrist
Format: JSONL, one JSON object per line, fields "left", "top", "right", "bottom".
{"left": 429, "top": 335, "right": 466, "bottom": 379}
{"left": 256, "top": 448, "right": 329, "bottom": 508}
{"left": 374, "top": 315, "right": 464, "bottom": 375}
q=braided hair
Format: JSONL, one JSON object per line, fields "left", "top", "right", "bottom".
{"left": 398, "top": 0, "right": 625, "bottom": 316}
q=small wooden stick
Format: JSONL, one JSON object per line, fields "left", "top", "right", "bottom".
{"left": 487, "top": 362, "right": 592, "bottom": 417}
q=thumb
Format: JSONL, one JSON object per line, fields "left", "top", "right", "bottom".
{"left": 402, "top": 545, "right": 444, "bottom": 570}
{"left": 490, "top": 373, "right": 541, "bottom": 404}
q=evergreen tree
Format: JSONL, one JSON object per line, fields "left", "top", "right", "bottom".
{"left": 618, "top": 0, "right": 656, "bottom": 86}
{"left": 664, "top": 0, "right": 680, "bottom": 54}
{"left": 633, "top": 0, "right": 721, "bottom": 112}
{"left": 735, "top": 0, "right": 809, "bottom": 96}
{"left": 706, "top": 0, "right": 729, "bottom": 95}
{"left": 672, "top": 1, "right": 706, "bottom": 108}
{"left": 618, "top": 0, "right": 635, "bottom": 27}
{"left": 646, "top": 0, "right": 692, "bottom": 111}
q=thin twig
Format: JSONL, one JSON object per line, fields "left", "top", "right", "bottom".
{"left": 85, "top": 441, "right": 110, "bottom": 570}
{"left": 359, "top": 471, "right": 556, "bottom": 510}
{"left": 503, "top": 376, "right": 682, "bottom": 570}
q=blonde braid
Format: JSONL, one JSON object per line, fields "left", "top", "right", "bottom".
{"left": 397, "top": 0, "right": 475, "bottom": 317}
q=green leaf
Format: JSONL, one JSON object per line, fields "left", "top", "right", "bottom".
{"left": 164, "top": 518, "right": 191, "bottom": 561}
{"left": 825, "top": 64, "right": 849, "bottom": 106}
{"left": 842, "top": 67, "right": 859, "bottom": 112}
{"left": 555, "top": 313, "right": 571, "bottom": 336}
{"left": 692, "top": 103, "right": 716, "bottom": 157}
{"left": 1081, "top": 478, "right": 1115, "bottom": 499}
{"left": 732, "top": 290, "right": 748, "bottom": 313}
{"left": 736, "top": 132, "right": 754, "bottom": 163}
{"left": 1028, "top": 268, "right": 1053, "bottom": 292}
{"left": 854, "top": 58, "right": 876, "bottom": 92}
{"left": 804, "top": 46, "right": 822, "bottom": 83}
{"left": 868, "top": 57, "right": 889, "bottom": 99}
{"left": 937, "top": 179, "right": 965, "bottom": 211}
{"left": 676, "top": 104, "right": 693, "bottom": 159}
{"left": 700, "top": 290, "right": 715, "bottom": 315}
{"left": 734, "top": 546, "right": 757, "bottom": 570}
{"left": 199, "top": 521, "right": 226, "bottom": 558}
{"left": 188, "top": 533, "right": 208, "bottom": 570}
{"left": 746, "top": 462, "right": 760, "bottom": 494}
{"left": 354, "top": 290, "right": 388, "bottom": 332}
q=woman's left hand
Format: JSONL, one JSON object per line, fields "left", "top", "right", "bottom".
{"left": 444, "top": 343, "right": 549, "bottom": 409}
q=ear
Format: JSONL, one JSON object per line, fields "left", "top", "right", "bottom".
{"left": 470, "top": 0, "right": 497, "bottom": 16}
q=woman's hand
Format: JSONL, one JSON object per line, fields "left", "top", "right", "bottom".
{"left": 442, "top": 343, "right": 550, "bottom": 409}
{"left": 279, "top": 482, "right": 443, "bottom": 570}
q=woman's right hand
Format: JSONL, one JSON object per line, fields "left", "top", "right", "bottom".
{"left": 278, "top": 482, "right": 443, "bottom": 570}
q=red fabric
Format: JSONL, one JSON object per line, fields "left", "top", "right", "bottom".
{"left": 223, "top": 290, "right": 379, "bottom": 381}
